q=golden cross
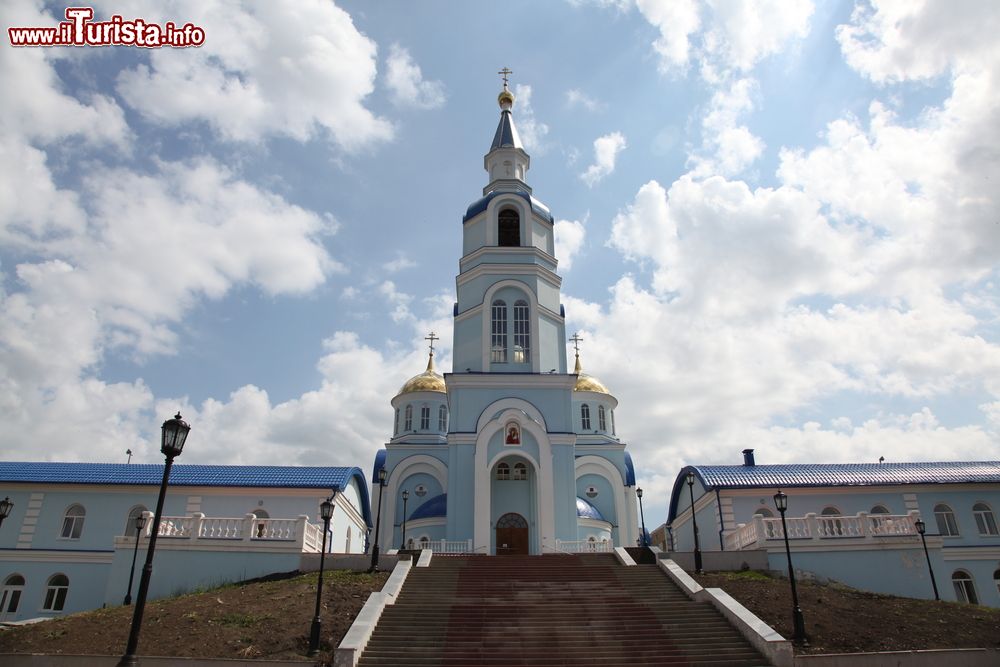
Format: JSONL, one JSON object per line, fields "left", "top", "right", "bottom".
{"left": 569, "top": 333, "right": 583, "bottom": 354}
{"left": 425, "top": 331, "right": 439, "bottom": 354}
{"left": 498, "top": 67, "right": 513, "bottom": 89}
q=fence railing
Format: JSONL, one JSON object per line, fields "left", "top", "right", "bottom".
{"left": 554, "top": 539, "right": 614, "bottom": 553}
{"left": 123, "top": 512, "right": 329, "bottom": 552}
{"left": 418, "top": 538, "right": 473, "bottom": 554}
{"left": 724, "top": 510, "right": 921, "bottom": 551}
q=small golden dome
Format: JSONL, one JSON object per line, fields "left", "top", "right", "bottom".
{"left": 498, "top": 88, "right": 515, "bottom": 110}
{"left": 398, "top": 353, "right": 446, "bottom": 395}
{"left": 573, "top": 354, "right": 610, "bottom": 394}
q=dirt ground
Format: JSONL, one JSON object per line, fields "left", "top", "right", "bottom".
{"left": 2, "top": 566, "right": 999, "bottom": 662}
{"left": 0, "top": 569, "right": 387, "bottom": 664}
{"left": 694, "top": 570, "right": 1000, "bottom": 654}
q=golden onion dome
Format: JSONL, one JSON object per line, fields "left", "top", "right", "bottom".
{"left": 498, "top": 87, "right": 515, "bottom": 110}
{"left": 573, "top": 354, "right": 610, "bottom": 394}
{"left": 397, "top": 353, "right": 446, "bottom": 395}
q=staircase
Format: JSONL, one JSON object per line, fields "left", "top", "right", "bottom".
{"left": 357, "top": 554, "right": 770, "bottom": 666}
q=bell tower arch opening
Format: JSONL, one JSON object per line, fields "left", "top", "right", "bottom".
{"left": 498, "top": 208, "right": 520, "bottom": 246}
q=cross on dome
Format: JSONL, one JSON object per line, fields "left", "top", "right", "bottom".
{"left": 425, "top": 331, "right": 439, "bottom": 356}
{"left": 569, "top": 333, "right": 584, "bottom": 356}
{"left": 498, "top": 67, "right": 513, "bottom": 90}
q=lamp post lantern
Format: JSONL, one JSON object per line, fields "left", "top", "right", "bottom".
{"left": 0, "top": 497, "right": 13, "bottom": 529}
{"left": 308, "top": 493, "right": 337, "bottom": 657}
{"left": 118, "top": 412, "right": 190, "bottom": 667}
{"left": 686, "top": 472, "right": 703, "bottom": 573}
{"left": 914, "top": 518, "right": 940, "bottom": 601}
{"left": 401, "top": 490, "right": 409, "bottom": 550}
{"left": 774, "top": 490, "right": 807, "bottom": 645}
{"left": 368, "top": 467, "right": 387, "bottom": 572}
{"left": 636, "top": 487, "right": 648, "bottom": 547}
{"left": 123, "top": 512, "right": 148, "bottom": 605}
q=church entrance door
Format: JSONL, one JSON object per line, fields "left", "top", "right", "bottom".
{"left": 495, "top": 512, "right": 529, "bottom": 555}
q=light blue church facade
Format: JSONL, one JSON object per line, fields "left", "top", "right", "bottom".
{"left": 372, "top": 83, "right": 640, "bottom": 556}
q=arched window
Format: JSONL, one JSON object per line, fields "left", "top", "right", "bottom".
{"left": 754, "top": 508, "right": 774, "bottom": 518}
{"left": 598, "top": 405, "right": 607, "bottom": 431}
{"left": 420, "top": 405, "right": 430, "bottom": 430}
{"left": 404, "top": 405, "right": 413, "bottom": 431}
{"left": 952, "top": 570, "right": 978, "bottom": 604}
{"left": 491, "top": 300, "right": 507, "bottom": 362}
{"left": 438, "top": 405, "right": 448, "bottom": 432}
{"left": 60, "top": 505, "right": 85, "bottom": 539}
{"left": 994, "top": 569, "right": 1000, "bottom": 595}
{"left": 821, "top": 507, "right": 841, "bottom": 516}
{"left": 973, "top": 503, "right": 998, "bottom": 536}
{"left": 581, "top": 404, "right": 591, "bottom": 430}
{"left": 1, "top": 574, "right": 25, "bottom": 618}
{"left": 513, "top": 300, "right": 530, "bottom": 363}
{"left": 43, "top": 574, "right": 69, "bottom": 612}
{"left": 498, "top": 209, "right": 519, "bottom": 247}
{"left": 252, "top": 509, "right": 269, "bottom": 538}
{"left": 124, "top": 505, "right": 147, "bottom": 536}
{"left": 934, "top": 503, "right": 959, "bottom": 536}
{"left": 820, "top": 507, "right": 844, "bottom": 536}
{"left": 496, "top": 462, "right": 511, "bottom": 480}
{"left": 870, "top": 505, "right": 890, "bottom": 514}
{"left": 394, "top": 408, "right": 399, "bottom": 436}
{"left": 512, "top": 462, "right": 527, "bottom": 480}
{"left": 419, "top": 536, "right": 429, "bottom": 547}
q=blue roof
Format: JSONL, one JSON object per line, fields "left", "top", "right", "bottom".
{"left": 624, "top": 452, "right": 636, "bottom": 487}
{"left": 0, "top": 461, "right": 373, "bottom": 527}
{"left": 463, "top": 190, "right": 553, "bottom": 224}
{"left": 372, "top": 449, "right": 387, "bottom": 484}
{"left": 409, "top": 493, "right": 447, "bottom": 520}
{"left": 576, "top": 496, "right": 606, "bottom": 522}
{"left": 667, "top": 461, "right": 1000, "bottom": 523}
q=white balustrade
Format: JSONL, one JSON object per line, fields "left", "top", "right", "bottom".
{"left": 141, "top": 513, "right": 328, "bottom": 551}
{"left": 725, "top": 510, "right": 922, "bottom": 550}
{"left": 424, "top": 539, "right": 473, "bottom": 554}
{"left": 199, "top": 516, "right": 244, "bottom": 539}
{"left": 554, "top": 539, "right": 613, "bottom": 553}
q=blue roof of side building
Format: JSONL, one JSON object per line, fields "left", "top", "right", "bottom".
{"left": 0, "top": 462, "right": 374, "bottom": 526}
{"left": 667, "top": 461, "right": 1000, "bottom": 524}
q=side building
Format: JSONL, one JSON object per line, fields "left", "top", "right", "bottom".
{"left": 0, "top": 462, "right": 371, "bottom": 622}
{"left": 370, "top": 82, "right": 641, "bottom": 556}
{"left": 667, "top": 450, "right": 1000, "bottom": 608}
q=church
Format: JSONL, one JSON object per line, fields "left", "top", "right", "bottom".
{"left": 371, "top": 78, "right": 641, "bottom": 556}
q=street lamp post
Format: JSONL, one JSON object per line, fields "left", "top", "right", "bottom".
{"left": 686, "top": 472, "right": 703, "bottom": 573}
{"left": 368, "top": 467, "right": 387, "bottom": 573}
{"left": 636, "top": 488, "right": 648, "bottom": 547}
{"left": 401, "top": 490, "right": 409, "bottom": 550}
{"left": 117, "top": 412, "right": 190, "bottom": 667}
{"left": 0, "top": 497, "right": 13, "bottom": 529}
{"left": 914, "top": 518, "right": 940, "bottom": 601}
{"left": 308, "top": 493, "right": 337, "bottom": 657}
{"left": 123, "top": 513, "right": 148, "bottom": 605}
{"left": 774, "top": 490, "right": 807, "bottom": 645}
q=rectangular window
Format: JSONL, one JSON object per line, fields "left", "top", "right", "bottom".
{"left": 935, "top": 507, "right": 959, "bottom": 536}
{"left": 598, "top": 405, "right": 606, "bottom": 431}
{"left": 420, "top": 406, "right": 430, "bottom": 430}
{"left": 581, "top": 404, "right": 591, "bottom": 431}
{"left": 438, "top": 406, "right": 447, "bottom": 432}
{"left": 491, "top": 301, "right": 507, "bottom": 363}
{"left": 404, "top": 406, "right": 412, "bottom": 431}
{"left": 973, "top": 505, "right": 998, "bottom": 536}
{"left": 513, "top": 301, "right": 530, "bottom": 363}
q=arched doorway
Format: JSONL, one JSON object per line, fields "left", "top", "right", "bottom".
{"left": 496, "top": 512, "right": 529, "bottom": 555}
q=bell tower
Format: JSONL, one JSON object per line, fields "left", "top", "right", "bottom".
{"left": 452, "top": 71, "right": 567, "bottom": 374}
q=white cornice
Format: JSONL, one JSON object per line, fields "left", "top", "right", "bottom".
{"left": 456, "top": 260, "right": 561, "bottom": 289}
{"left": 445, "top": 372, "right": 576, "bottom": 391}
{"left": 0, "top": 550, "right": 114, "bottom": 564}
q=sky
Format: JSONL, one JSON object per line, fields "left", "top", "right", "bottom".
{"left": 2, "top": 1, "right": 999, "bottom": 519}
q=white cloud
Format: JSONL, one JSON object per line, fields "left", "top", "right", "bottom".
{"left": 689, "top": 77, "right": 764, "bottom": 176}
{"left": 109, "top": 0, "right": 393, "bottom": 150}
{"left": 836, "top": 1, "right": 1000, "bottom": 84}
{"left": 385, "top": 43, "right": 446, "bottom": 109}
{"left": 382, "top": 252, "right": 418, "bottom": 273}
{"left": 512, "top": 84, "right": 549, "bottom": 153}
{"left": 379, "top": 281, "right": 414, "bottom": 323}
{"left": 634, "top": 0, "right": 701, "bottom": 73}
{"left": 554, "top": 218, "right": 587, "bottom": 270}
{"left": 634, "top": 0, "right": 812, "bottom": 77}
{"left": 580, "top": 131, "right": 627, "bottom": 187}
{"left": 566, "top": 88, "right": 604, "bottom": 112}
